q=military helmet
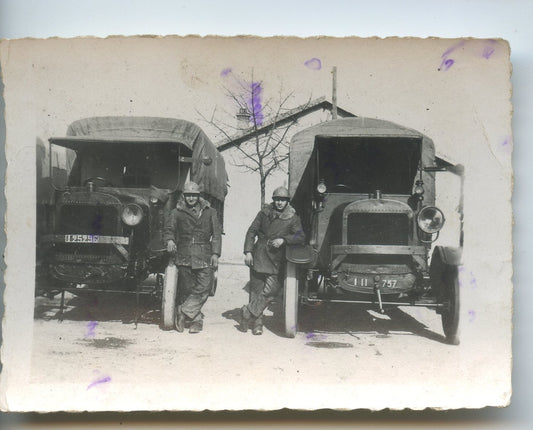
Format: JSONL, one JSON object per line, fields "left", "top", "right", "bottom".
{"left": 272, "top": 186, "right": 290, "bottom": 199}
{"left": 183, "top": 182, "right": 201, "bottom": 194}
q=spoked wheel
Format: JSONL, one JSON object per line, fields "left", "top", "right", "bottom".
{"left": 284, "top": 261, "right": 299, "bottom": 338}
{"left": 161, "top": 264, "right": 178, "bottom": 330}
{"left": 441, "top": 266, "right": 460, "bottom": 345}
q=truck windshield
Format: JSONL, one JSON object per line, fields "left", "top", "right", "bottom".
{"left": 61, "top": 142, "right": 190, "bottom": 189}
{"left": 317, "top": 136, "right": 421, "bottom": 194}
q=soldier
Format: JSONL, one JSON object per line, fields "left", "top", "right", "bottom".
{"left": 241, "top": 186, "right": 305, "bottom": 335}
{"left": 164, "top": 181, "right": 222, "bottom": 334}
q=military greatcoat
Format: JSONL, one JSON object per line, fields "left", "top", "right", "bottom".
{"left": 244, "top": 203, "right": 305, "bottom": 274}
{"left": 163, "top": 197, "right": 222, "bottom": 268}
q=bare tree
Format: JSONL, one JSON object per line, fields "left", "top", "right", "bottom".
{"left": 199, "top": 71, "right": 312, "bottom": 206}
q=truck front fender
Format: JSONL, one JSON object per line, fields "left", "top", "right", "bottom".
{"left": 432, "top": 245, "right": 463, "bottom": 266}
{"left": 286, "top": 244, "right": 316, "bottom": 265}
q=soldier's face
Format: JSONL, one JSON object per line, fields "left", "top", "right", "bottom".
{"left": 184, "top": 194, "right": 199, "bottom": 207}
{"left": 273, "top": 198, "right": 289, "bottom": 211}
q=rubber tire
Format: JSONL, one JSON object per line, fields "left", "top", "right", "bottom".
{"left": 284, "top": 261, "right": 299, "bottom": 338}
{"left": 161, "top": 264, "right": 178, "bottom": 330}
{"left": 441, "top": 266, "right": 460, "bottom": 345}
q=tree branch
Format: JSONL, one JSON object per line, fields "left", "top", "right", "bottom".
{"left": 196, "top": 107, "right": 261, "bottom": 168}
{"left": 200, "top": 68, "right": 313, "bottom": 208}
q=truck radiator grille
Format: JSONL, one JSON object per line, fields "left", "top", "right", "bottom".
{"left": 57, "top": 205, "right": 119, "bottom": 236}
{"left": 347, "top": 213, "right": 409, "bottom": 245}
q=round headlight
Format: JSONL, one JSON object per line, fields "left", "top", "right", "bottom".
{"left": 121, "top": 204, "right": 144, "bottom": 226}
{"left": 317, "top": 182, "right": 327, "bottom": 194}
{"left": 417, "top": 206, "right": 445, "bottom": 234}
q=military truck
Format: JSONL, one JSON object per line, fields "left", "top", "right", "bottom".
{"left": 37, "top": 117, "right": 227, "bottom": 328}
{"left": 284, "top": 117, "right": 464, "bottom": 344}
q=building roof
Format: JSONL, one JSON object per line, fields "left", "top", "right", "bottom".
{"left": 216, "top": 96, "right": 355, "bottom": 152}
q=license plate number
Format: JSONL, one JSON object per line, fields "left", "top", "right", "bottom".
{"left": 64, "top": 234, "right": 99, "bottom": 243}
{"left": 352, "top": 278, "right": 398, "bottom": 288}
{"left": 381, "top": 279, "right": 398, "bottom": 289}
{"left": 353, "top": 277, "right": 370, "bottom": 287}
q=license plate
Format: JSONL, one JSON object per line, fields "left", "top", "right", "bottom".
{"left": 64, "top": 234, "right": 100, "bottom": 243}
{"left": 352, "top": 278, "right": 398, "bottom": 288}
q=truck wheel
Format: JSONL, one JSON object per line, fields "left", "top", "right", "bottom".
{"left": 284, "top": 261, "right": 299, "bottom": 338}
{"left": 161, "top": 264, "right": 178, "bottom": 330}
{"left": 441, "top": 266, "right": 460, "bottom": 345}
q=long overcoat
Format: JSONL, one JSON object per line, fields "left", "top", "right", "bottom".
{"left": 244, "top": 203, "right": 305, "bottom": 274}
{"left": 163, "top": 197, "right": 222, "bottom": 269}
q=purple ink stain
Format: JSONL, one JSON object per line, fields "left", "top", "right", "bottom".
{"left": 468, "top": 310, "right": 476, "bottom": 323}
{"left": 443, "top": 40, "right": 467, "bottom": 57}
{"left": 501, "top": 136, "right": 512, "bottom": 153}
{"left": 85, "top": 321, "right": 98, "bottom": 338}
{"left": 439, "top": 40, "right": 466, "bottom": 71}
{"left": 247, "top": 81, "right": 264, "bottom": 126}
{"left": 92, "top": 214, "right": 103, "bottom": 234}
{"left": 458, "top": 267, "right": 477, "bottom": 290}
{"left": 304, "top": 58, "right": 322, "bottom": 70}
{"left": 292, "top": 229, "right": 305, "bottom": 241}
{"left": 440, "top": 58, "right": 455, "bottom": 71}
{"left": 220, "top": 67, "right": 232, "bottom": 77}
{"left": 482, "top": 46, "right": 495, "bottom": 59}
{"left": 87, "top": 375, "right": 111, "bottom": 390}
{"left": 468, "top": 272, "right": 477, "bottom": 289}
{"left": 306, "top": 332, "right": 318, "bottom": 339}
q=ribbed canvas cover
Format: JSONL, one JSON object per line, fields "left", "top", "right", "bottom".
{"left": 64, "top": 116, "right": 227, "bottom": 201}
{"left": 289, "top": 117, "right": 437, "bottom": 203}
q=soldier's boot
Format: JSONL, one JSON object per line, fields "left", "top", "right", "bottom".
{"left": 189, "top": 320, "right": 203, "bottom": 334}
{"left": 174, "top": 306, "right": 186, "bottom": 333}
{"left": 252, "top": 315, "right": 263, "bottom": 336}
{"left": 240, "top": 305, "right": 252, "bottom": 332}
{"left": 189, "top": 313, "right": 204, "bottom": 334}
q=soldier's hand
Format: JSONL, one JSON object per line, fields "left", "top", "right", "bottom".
{"left": 270, "top": 238, "right": 285, "bottom": 248}
{"left": 211, "top": 254, "right": 219, "bottom": 269}
{"left": 244, "top": 252, "right": 253, "bottom": 267}
{"left": 167, "top": 240, "right": 177, "bottom": 253}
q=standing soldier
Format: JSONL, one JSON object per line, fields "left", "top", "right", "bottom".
{"left": 240, "top": 186, "right": 305, "bottom": 335}
{"left": 164, "top": 182, "right": 222, "bottom": 334}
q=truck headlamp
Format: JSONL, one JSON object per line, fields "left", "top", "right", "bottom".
{"left": 121, "top": 204, "right": 144, "bottom": 226}
{"left": 417, "top": 206, "right": 445, "bottom": 234}
{"left": 316, "top": 181, "right": 327, "bottom": 194}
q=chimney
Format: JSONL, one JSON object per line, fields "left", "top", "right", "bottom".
{"left": 236, "top": 107, "right": 250, "bottom": 130}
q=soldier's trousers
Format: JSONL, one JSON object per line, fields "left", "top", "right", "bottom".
{"left": 247, "top": 269, "right": 281, "bottom": 318}
{"left": 177, "top": 266, "right": 213, "bottom": 320}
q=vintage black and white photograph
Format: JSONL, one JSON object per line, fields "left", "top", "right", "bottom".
{"left": 0, "top": 36, "right": 512, "bottom": 411}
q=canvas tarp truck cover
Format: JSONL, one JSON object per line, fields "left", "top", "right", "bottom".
{"left": 51, "top": 116, "right": 227, "bottom": 202}
{"left": 289, "top": 117, "right": 438, "bottom": 204}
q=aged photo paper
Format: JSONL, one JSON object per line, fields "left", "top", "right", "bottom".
{"left": 0, "top": 36, "right": 512, "bottom": 412}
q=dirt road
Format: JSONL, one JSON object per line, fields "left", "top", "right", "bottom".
{"left": 29, "top": 262, "right": 496, "bottom": 411}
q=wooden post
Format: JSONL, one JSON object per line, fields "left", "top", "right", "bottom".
{"left": 332, "top": 66, "right": 338, "bottom": 119}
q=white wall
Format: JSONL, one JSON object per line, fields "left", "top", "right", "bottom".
{"left": 220, "top": 108, "right": 335, "bottom": 262}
